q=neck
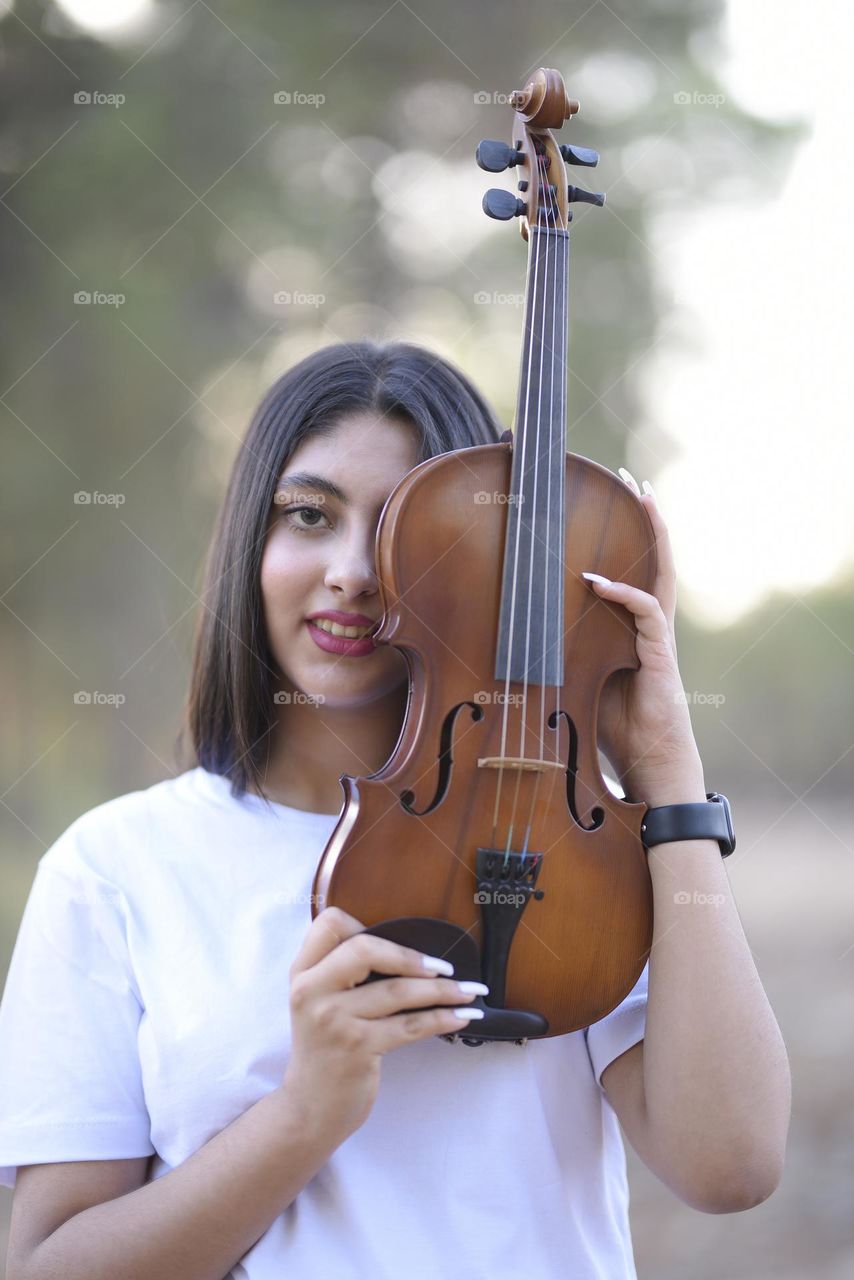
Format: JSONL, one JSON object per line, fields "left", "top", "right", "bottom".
{"left": 255, "top": 680, "right": 409, "bottom": 815}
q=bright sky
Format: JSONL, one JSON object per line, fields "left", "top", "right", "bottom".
{"left": 640, "top": 0, "right": 853, "bottom": 626}
{"left": 52, "top": 0, "right": 153, "bottom": 37}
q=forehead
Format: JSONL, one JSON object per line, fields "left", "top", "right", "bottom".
{"left": 276, "top": 413, "right": 421, "bottom": 494}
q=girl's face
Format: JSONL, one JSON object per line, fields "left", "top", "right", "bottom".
{"left": 260, "top": 411, "right": 421, "bottom": 708}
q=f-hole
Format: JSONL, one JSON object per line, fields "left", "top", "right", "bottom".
{"left": 400, "top": 702, "right": 484, "bottom": 816}
{"left": 550, "top": 708, "right": 605, "bottom": 832}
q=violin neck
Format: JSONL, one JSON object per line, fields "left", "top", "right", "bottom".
{"left": 494, "top": 224, "right": 569, "bottom": 688}
{"left": 514, "top": 224, "right": 570, "bottom": 462}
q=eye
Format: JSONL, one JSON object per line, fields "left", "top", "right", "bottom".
{"left": 279, "top": 504, "right": 329, "bottom": 533}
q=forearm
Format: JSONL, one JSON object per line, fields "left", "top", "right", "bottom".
{"left": 26, "top": 1088, "right": 339, "bottom": 1280}
{"left": 634, "top": 761, "right": 792, "bottom": 1205}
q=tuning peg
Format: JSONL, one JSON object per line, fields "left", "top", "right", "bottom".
{"left": 476, "top": 140, "right": 524, "bottom": 173}
{"left": 567, "top": 185, "right": 606, "bottom": 207}
{"left": 559, "top": 144, "right": 599, "bottom": 168}
{"left": 482, "top": 188, "right": 526, "bottom": 220}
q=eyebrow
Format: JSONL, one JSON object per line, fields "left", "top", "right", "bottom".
{"left": 274, "top": 472, "right": 348, "bottom": 504}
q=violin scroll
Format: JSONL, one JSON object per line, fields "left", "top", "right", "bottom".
{"left": 476, "top": 66, "right": 605, "bottom": 239}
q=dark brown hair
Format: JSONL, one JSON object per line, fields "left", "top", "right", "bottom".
{"left": 179, "top": 339, "right": 502, "bottom": 801}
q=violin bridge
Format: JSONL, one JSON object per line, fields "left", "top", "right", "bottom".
{"left": 477, "top": 756, "right": 565, "bottom": 773}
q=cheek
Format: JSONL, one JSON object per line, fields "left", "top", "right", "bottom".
{"left": 259, "top": 537, "right": 311, "bottom": 623}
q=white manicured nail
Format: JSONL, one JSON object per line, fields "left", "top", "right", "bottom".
{"left": 582, "top": 572, "right": 612, "bottom": 587}
{"left": 641, "top": 479, "right": 656, "bottom": 498}
{"left": 457, "top": 981, "right": 489, "bottom": 995}
{"left": 453, "top": 1007, "right": 485, "bottom": 1019}
{"left": 421, "top": 954, "right": 454, "bottom": 976}
{"left": 618, "top": 467, "right": 641, "bottom": 497}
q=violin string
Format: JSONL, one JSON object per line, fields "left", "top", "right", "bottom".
{"left": 491, "top": 147, "right": 545, "bottom": 864}
{"left": 518, "top": 157, "right": 568, "bottom": 864}
{"left": 514, "top": 146, "right": 553, "bottom": 860}
{"left": 491, "top": 145, "right": 571, "bottom": 875}
{"left": 496, "top": 147, "right": 550, "bottom": 870}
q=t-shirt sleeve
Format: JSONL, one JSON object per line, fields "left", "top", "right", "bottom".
{"left": 584, "top": 960, "right": 648, "bottom": 1087}
{"left": 0, "top": 826, "right": 154, "bottom": 1189}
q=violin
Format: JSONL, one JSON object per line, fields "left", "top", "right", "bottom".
{"left": 312, "top": 68, "right": 657, "bottom": 1045}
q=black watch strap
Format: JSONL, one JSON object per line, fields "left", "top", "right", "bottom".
{"left": 640, "top": 791, "right": 735, "bottom": 858}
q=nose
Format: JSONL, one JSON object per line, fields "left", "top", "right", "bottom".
{"left": 323, "top": 524, "right": 379, "bottom": 600}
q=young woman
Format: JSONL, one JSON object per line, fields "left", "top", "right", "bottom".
{"left": 0, "top": 341, "right": 790, "bottom": 1280}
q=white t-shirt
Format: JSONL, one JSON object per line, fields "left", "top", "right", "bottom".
{"left": 0, "top": 766, "right": 648, "bottom": 1279}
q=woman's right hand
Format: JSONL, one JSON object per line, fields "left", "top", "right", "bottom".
{"left": 280, "top": 906, "right": 487, "bottom": 1146}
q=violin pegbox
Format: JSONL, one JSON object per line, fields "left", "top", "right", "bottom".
{"left": 476, "top": 66, "right": 605, "bottom": 241}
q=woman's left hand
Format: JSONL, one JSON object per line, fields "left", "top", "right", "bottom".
{"left": 583, "top": 471, "right": 704, "bottom": 802}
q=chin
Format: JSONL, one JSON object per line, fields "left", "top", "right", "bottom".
{"left": 290, "top": 664, "right": 407, "bottom": 710}
{"left": 318, "top": 680, "right": 406, "bottom": 711}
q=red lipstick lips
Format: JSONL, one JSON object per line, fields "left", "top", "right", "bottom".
{"left": 305, "top": 611, "right": 380, "bottom": 657}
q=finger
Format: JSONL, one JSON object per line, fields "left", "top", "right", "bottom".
{"left": 638, "top": 481, "right": 677, "bottom": 625}
{"left": 616, "top": 471, "right": 676, "bottom": 628}
{"left": 290, "top": 906, "right": 367, "bottom": 977}
{"left": 302, "top": 928, "right": 456, "bottom": 999}
{"left": 366, "top": 1004, "right": 486, "bottom": 1055}
{"left": 345, "top": 974, "right": 488, "bottom": 1020}
{"left": 581, "top": 573, "right": 672, "bottom": 649}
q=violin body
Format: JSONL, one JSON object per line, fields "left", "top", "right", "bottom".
{"left": 313, "top": 68, "right": 658, "bottom": 1041}
{"left": 313, "top": 440, "right": 656, "bottom": 1037}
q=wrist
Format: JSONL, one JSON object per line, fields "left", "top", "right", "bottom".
{"left": 621, "top": 757, "right": 707, "bottom": 807}
{"left": 638, "top": 779, "right": 708, "bottom": 807}
{"left": 271, "top": 1079, "right": 348, "bottom": 1157}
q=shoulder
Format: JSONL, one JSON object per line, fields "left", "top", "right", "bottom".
{"left": 22, "top": 771, "right": 216, "bottom": 967}
{"left": 39, "top": 768, "right": 210, "bottom": 888}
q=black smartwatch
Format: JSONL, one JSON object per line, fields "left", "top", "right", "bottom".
{"left": 640, "top": 791, "right": 735, "bottom": 858}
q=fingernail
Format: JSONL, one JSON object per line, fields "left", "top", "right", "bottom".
{"left": 422, "top": 954, "right": 454, "bottom": 976}
{"left": 641, "top": 479, "right": 656, "bottom": 498}
{"left": 618, "top": 467, "right": 641, "bottom": 497}
{"left": 456, "top": 981, "right": 489, "bottom": 995}
{"left": 453, "top": 1007, "right": 485, "bottom": 1020}
{"left": 582, "top": 572, "right": 612, "bottom": 588}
